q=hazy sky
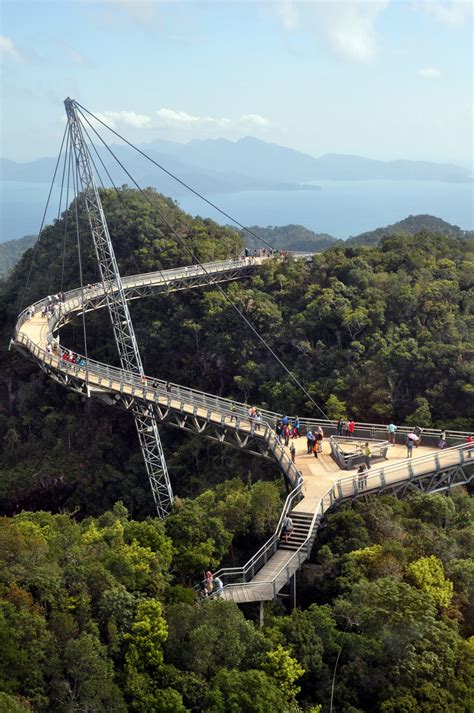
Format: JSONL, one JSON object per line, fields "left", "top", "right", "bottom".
{"left": 1, "top": 0, "right": 472, "bottom": 166}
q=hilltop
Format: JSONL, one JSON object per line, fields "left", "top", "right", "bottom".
{"left": 346, "top": 214, "right": 472, "bottom": 246}
{"left": 2, "top": 213, "right": 471, "bottom": 278}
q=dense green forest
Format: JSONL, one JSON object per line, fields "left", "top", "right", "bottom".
{"left": 0, "top": 494, "right": 473, "bottom": 711}
{"left": 0, "top": 188, "right": 473, "bottom": 710}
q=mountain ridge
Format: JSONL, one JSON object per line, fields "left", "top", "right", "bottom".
{"left": 2, "top": 136, "right": 471, "bottom": 186}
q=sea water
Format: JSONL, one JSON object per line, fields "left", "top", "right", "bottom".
{"left": 1, "top": 179, "right": 472, "bottom": 243}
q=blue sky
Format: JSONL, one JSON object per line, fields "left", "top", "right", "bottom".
{"left": 1, "top": 0, "right": 472, "bottom": 166}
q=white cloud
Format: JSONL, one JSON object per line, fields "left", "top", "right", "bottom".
{"left": 274, "top": 0, "right": 300, "bottom": 30}
{"left": 105, "top": 0, "right": 158, "bottom": 25}
{"left": 421, "top": 0, "right": 472, "bottom": 26}
{"left": 272, "top": 0, "right": 391, "bottom": 62}
{"left": 0, "top": 35, "right": 23, "bottom": 61}
{"left": 156, "top": 108, "right": 272, "bottom": 129}
{"left": 93, "top": 110, "right": 152, "bottom": 129}
{"left": 316, "top": 1, "right": 391, "bottom": 62}
{"left": 240, "top": 114, "right": 271, "bottom": 127}
{"left": 418, "top": 67, "right": 442, "bottom": 77}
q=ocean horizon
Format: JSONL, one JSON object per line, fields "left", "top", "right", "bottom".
{"left": 1, "top": 178, "right": 472, "bottom": 243}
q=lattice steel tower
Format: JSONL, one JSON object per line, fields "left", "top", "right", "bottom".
{"left": 65, "top": 97, "right": 173, "bottom": 518}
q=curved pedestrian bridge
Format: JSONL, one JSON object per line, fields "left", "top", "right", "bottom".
{"left": 12, "top": 256, "right": 473, "bottom": 604}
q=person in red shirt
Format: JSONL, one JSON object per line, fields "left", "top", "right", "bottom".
{"left": 348, "top": 419, "right": 355, "bottom": 436}
{"left": 467, "top": 435, "right": 473, "bottom": 457}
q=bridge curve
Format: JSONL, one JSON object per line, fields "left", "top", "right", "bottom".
{"left": 12, "top": 255, "right": 473, "bottom": 604}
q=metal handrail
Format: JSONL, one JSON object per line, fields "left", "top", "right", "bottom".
{"left": 219, "top": 442, "right": 473, "bottom": 595}
{"left": 15, "top": 256, "right": 472, "bottom": 440}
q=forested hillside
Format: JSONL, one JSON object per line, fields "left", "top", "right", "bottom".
{"left": 346, "top": 214, "right": 472, "bottom": 246}
{"left": 0, "top": 234, "right": 36, "bottom": 277}
{"left": 0, "top": 187, "right": 473, "bottom": 711}
{"left": 0, "top": 493, "right": 472, "bottom": 711}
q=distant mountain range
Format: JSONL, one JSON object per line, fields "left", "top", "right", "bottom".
{"left": 2, "top": 215, "right": 471, "bottom": 280}
{"left": 2, "top": 137, "right": 471, "bottom": 196}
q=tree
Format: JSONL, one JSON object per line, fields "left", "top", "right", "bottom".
{"left": 406, "top": 555, "right": 454, "bottom": 609}
{"left": 263, "top": 644, "right": 305, "bottom": 699}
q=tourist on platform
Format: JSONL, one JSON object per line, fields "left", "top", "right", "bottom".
{"left": 466, "top": 435, "right": 473, "bottom": 457}
{"left": 344, "top": 419, "right": 350, "bottom": 436}
{"left": 317, "top": 426, "right": 324, "bottom": 453}
{"left": 306, "top": 430, "right": 314, "bottom": 454}
{"left": 438, "top": 430, "right": 447, "bottom": 449}
{"left": 284, "top": 424, "right": 291, "bottom": 447}
{"left": 255, "top": 410, "right": 262, "bottom": 432}
{"left": 363, "top": 442, "right": 372, "bottom": 469}
{"left": 282, "top": 414, "right": 289, "bottom": 427}
{"left": 292, "top": 425, "right": 299, "bottom": 439}
{"left": 357, "top": 464, "right": 368, "bottom": 489}
{"left": 205, "top": 570, "right": 214, "bottom": 594}
{"left": 276, "top": 420, "right": 283, "bottom": 443}
{"left": 406, "top": 436, "right": 414, "bottom": 458}
{"left": 293, "top": 416, "right": 300, "bottom": 436}
{"left": 387, "top": 422, "right": 397, "bottom": 445}
{"left": 336, "top": 417, "right": 343, "bottom": 436}
{"left": 348, "top": 419, "right": 355, "bottom": 436}
{"left": 290, "top": 442, "right": 296, "bottom": 463}
{"left": 166, "top": 382, "right": 172, "bottom": 393}
{"left": 413, "top": 425, "right": 423, "bottom": 445}
{"left": 312, "top": 441, "right": 319, "bottom": 459}
{"left": 282, "top": 515, "right": 294, "bottom": 542}
{"left": 213, "top": 576, "right": 224, "bottom": 598}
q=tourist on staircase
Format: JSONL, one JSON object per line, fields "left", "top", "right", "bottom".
{"left": 282, "top": 515, "right": 294, "bottom": 543}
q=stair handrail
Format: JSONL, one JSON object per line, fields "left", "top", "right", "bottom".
{"left": 220, "top": 444, "right": 474, "bottom": 596}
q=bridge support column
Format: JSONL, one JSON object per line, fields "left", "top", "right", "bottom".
{"left": 291, "top": 574, "right": 297, "bottom": 611}
{"left": 259, "top": 601, "right": 264, "bottom": 628}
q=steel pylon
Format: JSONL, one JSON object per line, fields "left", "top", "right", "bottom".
{"left": 64, "top": 97, "right": 173, "bottom": 518}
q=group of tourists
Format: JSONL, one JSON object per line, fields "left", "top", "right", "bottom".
{"left": 199, "top": 570, "right": 224, "bottom": 599}
{"left": 306, "top": 426, "right": 324, "bottom": 458}
{"left": 248, "top": 405, "right": 263, "bottom": 431}
{"left": 336, "top": 418, "right": 356, "bottom": 436}
{"left": 275, "top": 415, "right": 300, "bottom": 444}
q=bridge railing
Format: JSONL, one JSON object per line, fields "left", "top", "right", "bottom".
{"left": 218, "top": 442, "right": 473, "bottom": 598}
{"left": 12, "top": 329, "right": 303, "bottom": 489}
{"left": 329, "top": 436, "right": 389, "bottom": 469}
{"left": 211, "top": 479, "right": 304, "bottom": 587}
{"left": 15, "top": 258, "right": 472, "bottom": 445}
{"left": 334, "top": 442, "right": 473, "bottom": 499}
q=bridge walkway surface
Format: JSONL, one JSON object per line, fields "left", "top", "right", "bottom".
{"left": 12, "top": 257, "right": 473, "bottom": 605}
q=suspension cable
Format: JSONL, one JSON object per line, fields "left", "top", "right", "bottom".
{"left": 74, "top": 101, "right": 278, "bottom": 254}
{"left": 48, "top": 131, "right": 71, "bottom": 296}
{"left": 19, "top": 124, "right": 69, "bottom": 312}
{"left": 75, "top": 105, "right": 328, "bottom": 418}
{"left": 60, "top": 146, "right": 73, "bottom": 294}
{"left": 71, "top": 142, "right": 89, "bottom": 385}
{"left": 78, "top": 119, "right": 164, "bottom": 285}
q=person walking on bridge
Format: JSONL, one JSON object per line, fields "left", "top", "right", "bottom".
{"left": 387, "top": 422, "right": 397, "bottom": 445}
